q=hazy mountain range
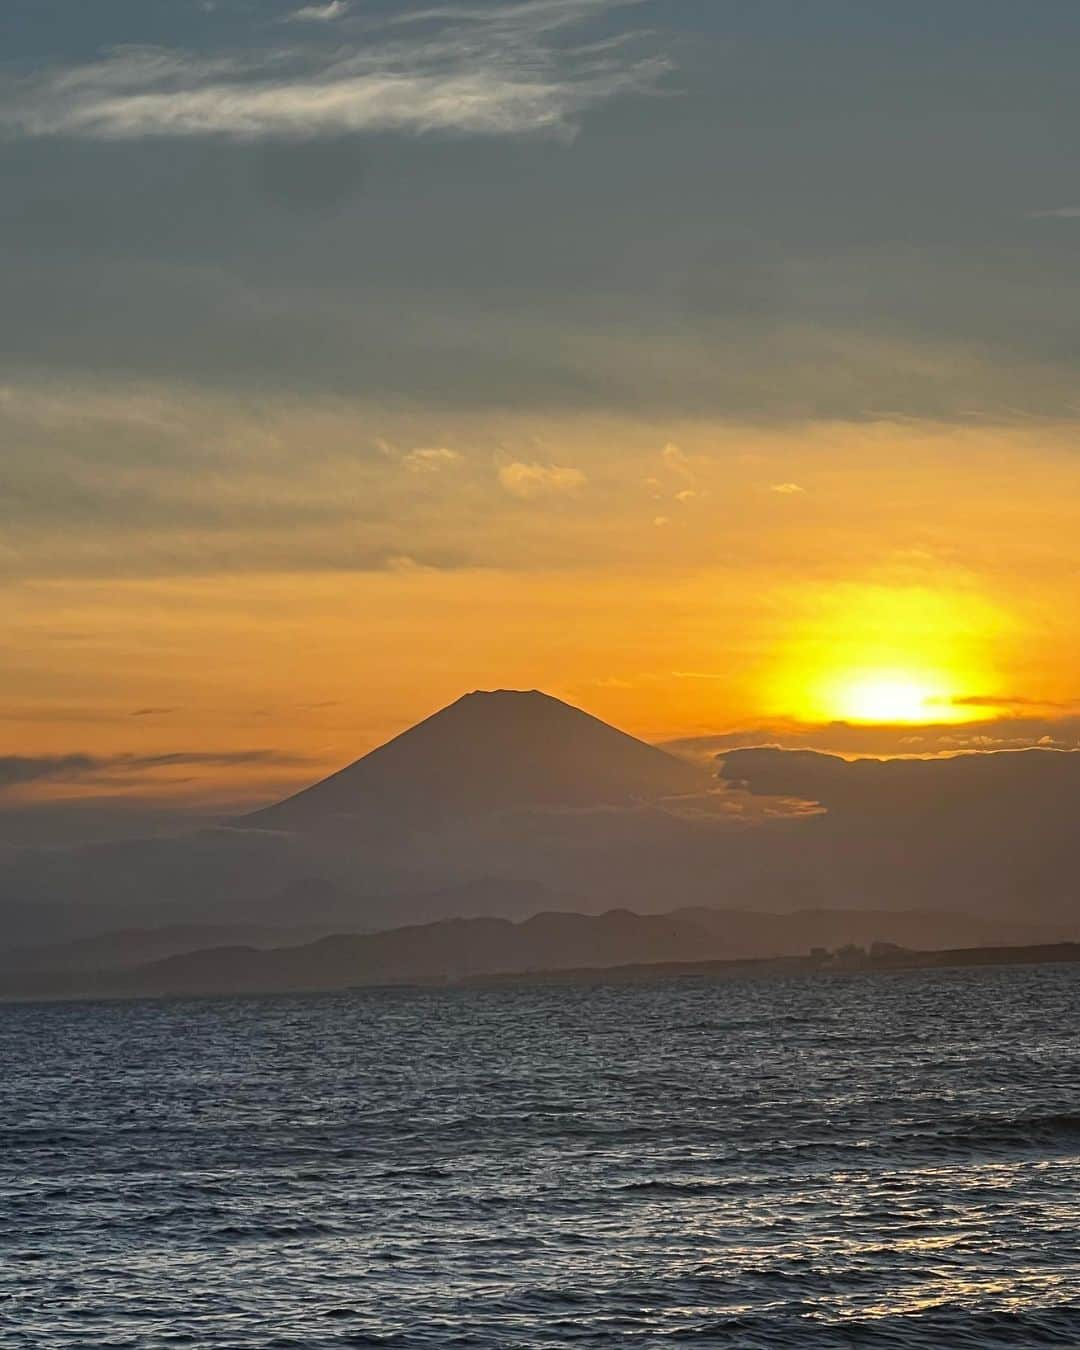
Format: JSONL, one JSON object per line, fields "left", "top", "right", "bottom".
{"left": 2, "top": 690, "right": 1078, "bottom": 968}
{"left": 0, "top": 903, "right": 1066, "bottom": 1003}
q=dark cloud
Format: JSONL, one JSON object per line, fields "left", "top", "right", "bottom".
{"left": 947, "top": 695, "right": 1075, "bottom": 710}
{"left": 711, "top": 745, "right": 1080, "bottom": 923}
{"left": 0, "top": 749, "right": 311, "bottom": 791}
{"left": 0, "top": 798, "right": 238, "bottom": 848}
{"left": 0, "top": 755, "right": 110, "bottom": 789}
{"left": 719, "top": 744, "right": 1079, "bottom": 810}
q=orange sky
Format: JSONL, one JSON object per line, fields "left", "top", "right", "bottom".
{"left": 8, "top": 0, "right": 1080, "bottom": 830}
{"left": 5, "top": 404, "right": 1080, "bottom": 810}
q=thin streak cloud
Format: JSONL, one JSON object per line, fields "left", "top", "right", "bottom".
{"left": 287, "top": 2, "right": 349, "bottom": 21}
{"left": 0, "top": 750, "right": 312, "bottom": 791}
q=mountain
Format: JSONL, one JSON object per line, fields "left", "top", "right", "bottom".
{"left": 247, "top": 689, "right": 709, "bottom": 835}
{"left": 0, "top": 905, "right": 1067, "bottom": 1002}
{"left": 0, "top": 692, "right": 716, "bottom": 947}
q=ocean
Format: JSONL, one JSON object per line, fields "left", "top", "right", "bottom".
{"left": 3, "top": 965, "right": 1080, "bottom": 1348}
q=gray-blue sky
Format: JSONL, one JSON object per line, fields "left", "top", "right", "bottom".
{"left": 4, "top": 1, "right": 1080, "bottom": 414}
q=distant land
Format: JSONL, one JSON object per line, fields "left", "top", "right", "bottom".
{"left": 0, "top": 904, "right": 1072, "bottom": 1003}
{"left": 466, "top": 943, "right": 1080, "bottom": 989}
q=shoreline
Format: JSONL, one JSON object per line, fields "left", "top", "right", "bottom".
{"left": 3, "top": 940, "right": 1080, "bottom": 1006}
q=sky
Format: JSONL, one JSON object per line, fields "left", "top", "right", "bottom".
{"left": 4, "top": 0, "right": 1080, "bottom": 835}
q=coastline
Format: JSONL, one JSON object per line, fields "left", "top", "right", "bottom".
{"left": 3, "top": 939, "right": 1080, "bottom": 1006}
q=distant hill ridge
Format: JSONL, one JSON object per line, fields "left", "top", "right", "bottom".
{"left": 246, "top": 689, "right": 709, "bottom": 834}
{"left": 0, "top": 904, "right": 1067, "bottom": 1002}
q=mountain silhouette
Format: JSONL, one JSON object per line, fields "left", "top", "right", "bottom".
{"left": 248, "top": 689, "right": 709, "bottom": 834}
{"left": 0, "top": 904, "right": 1067, "bottom": 1002}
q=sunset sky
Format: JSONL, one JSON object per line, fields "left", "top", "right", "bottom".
{"left": 4, "top": 0, "right": 1080, "bottom": 830}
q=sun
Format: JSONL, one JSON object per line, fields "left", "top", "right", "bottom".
{"left": 825, "top": 671, "right": 946, "bottom": 724}
{"left": 764, "top": 584, "right": 1005, "bottom": 727}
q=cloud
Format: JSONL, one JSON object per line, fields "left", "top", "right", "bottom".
{"left": 769, "top": 482, "right": 804, "bottom": 495}
{"left": 3, "top": 2, "right": 668, "bottom": 142}
{"left": 718, "top": 743, "right": 1080, "bottom": 816}
{"left": 403, "top": 446, "right": 462, "bottom": 472}
{"left": 1029, "top": 207, "right": 1080, "bottom": 219}
{"left": 0, "top": 750, "right": 311, "bottom": 792}
{"left": 664, "top": 713, "right": 1080, "bottom": 761}
{"left": 498, "top": 460, "right": 586, "bottom": 498}
{"left": 699, "top": 743, "right": 1080, "bottom": 921}
{"left": 287, "top": 1, "right": 349, "bottom": 21}
{"left": 661, "top": 442, "right": 693, "bottom": 477}
{"left": 944, "top": 694, "right": 1075, "bottom": 710}
{"left": 0, "top": 379, "right": 493, "bottom": 580}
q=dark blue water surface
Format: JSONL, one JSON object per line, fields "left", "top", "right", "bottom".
{"left": 4, "top": 965, "right": 1080, "bottom": 1348}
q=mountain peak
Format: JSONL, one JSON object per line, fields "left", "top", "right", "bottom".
{"left": 248, "top": 688, "right": 708, "bottom": 834}
{"left": 455, "top": 687, "right": 552, "bottom": 708}
{"left": 441, "top": 688, "right": 604, "bottom": 728}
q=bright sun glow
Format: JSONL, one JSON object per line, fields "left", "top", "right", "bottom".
{"left": 824, "top": 672, "right": 947, "bottom": 724}
{"left": 766, "top": 584, "right": 1005, "bottom": 726}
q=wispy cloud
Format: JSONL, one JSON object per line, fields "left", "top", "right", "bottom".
{"left": 287, "top": 1, "right": 349, "bottom": 22}
{"left": 769, "top": 481, "right": 804, "bottom": 495}
{"left": 660, "top": 442, "right": 693, "bottom": 478}
{"left": 4, "top": 1, "right": 668, "bottom": 142}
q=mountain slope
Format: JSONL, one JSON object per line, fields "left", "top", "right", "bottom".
{"left": 247, "top": 689, "right": 709, "bottom": 834}
{"left": 0, "top": 923, "right": 328, "bottom": 973}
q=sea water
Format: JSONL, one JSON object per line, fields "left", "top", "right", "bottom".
{"left": 3, "top": 965, "right": 1080, "bottom": 1347}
